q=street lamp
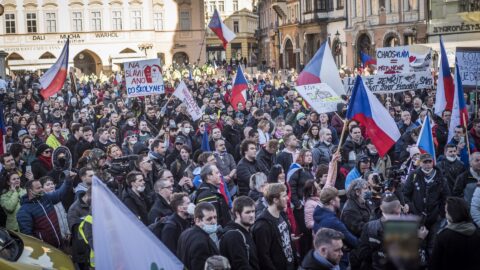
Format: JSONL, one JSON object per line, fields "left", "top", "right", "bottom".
{"left": 138, "top": 43, "right": 153, "bottom": 56}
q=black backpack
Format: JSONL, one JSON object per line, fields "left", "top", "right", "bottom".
{"left": 148, "top": 215, "right": 174, "bottom": 241}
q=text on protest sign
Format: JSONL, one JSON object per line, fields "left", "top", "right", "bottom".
{"left": 376, "top": 45, "right": 431, "bottom": 74}
{"left": 295, "top": 83, "right": 343, "bottom": 114}
{"left": 343, "top": 72, "right": 433, "bottom": 94}
{"left": 456, "top": 47, "right": 480, "bottom": 88}
{"left": 173, "top": 81, "right": 202, "bottom": 121}
{"left": 124, "top": 59, "right": 165, "bottom": 97}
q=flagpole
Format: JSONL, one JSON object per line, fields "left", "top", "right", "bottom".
{"left": 463, "top": 113, "right": 471, "bottom": 160}
{"left": 197, "top": 28, "right": 208, "bottom": 65}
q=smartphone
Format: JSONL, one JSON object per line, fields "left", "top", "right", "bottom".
{"left": 26, "top": 165, "right": 32, "bottom": 173}
{"left": 460, "top": 137, "right": 465, "bottom": 144}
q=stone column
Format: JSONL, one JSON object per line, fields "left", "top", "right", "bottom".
{"left": 0, "top": 50, "right": 8, "bottom": 79}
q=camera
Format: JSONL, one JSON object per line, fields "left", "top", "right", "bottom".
{"left": 106, "top": 155, "right": 138, "bottom": 176}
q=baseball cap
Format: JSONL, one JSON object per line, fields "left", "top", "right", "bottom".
{"left": 296, "top": 112, "right": 306, "bottom": 121}
{"left": 18, "top": 130, "right": 28, "bottom": 137}
{"left": 419, "top": 153, "right": 433, "bottom": 162}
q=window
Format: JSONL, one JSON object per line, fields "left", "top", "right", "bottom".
{"left": 209, "top": 1, "right": 216, "bottom": 13}
{"left": 233, "top": 0, "right": 238, "bottom": 11}
{"left": 5, "top": 14, "right": 15, "bottom": 34}
{"left": 180, "top": 11, "right": 190, "bottom": 30}
{"left": 306, "top": 0, "right": 313, "bottom": 12}
{"left": 26, "top": 13, "right": 37, "bottom": 33}
{"left": 112, "top": 11, "right": 122, "bottom": 30}
{"left": 91, "top": 11, "right": 102, "bottom": 31}
{"left": 337, "top": 0, "right": 344, "bottom": 8}
{"left": 153, "top": 12, "right": 164, "bottom": 31}
{"left": 72, "top": 12, "right": 83, "bottom": 31}
{"left": 45, "top": 12, "right": 56, "bottom": 32}
{"left": 219, "top": 1, "right": 224, "bottom": 12}
{"left": 459, "top": 0, "right": 480, "bottom": 12}
{"left": 316, "top": 0, "right": 327, "bottom": 11}
{"left": 131, "top": 10, "right": 142, "bottom": 30}
{"left": 233, "top": 21, "right": 239, "bottom": 33}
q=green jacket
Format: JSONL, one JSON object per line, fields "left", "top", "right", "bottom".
{"left": 0, "top": 188, "right": 27, "bottom": 231}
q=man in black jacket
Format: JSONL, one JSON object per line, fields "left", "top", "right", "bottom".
{"left": 300, "top": 228, "right": 344, "bottom": 270}
{"left": 237, "top": 139, "right": 262, "bottom": 196}
{"left": 148, "top": 178, "right": 174, "bottom": 224}
{"left": 256, "top": 139, "right": 279, "bottom": 174}
{"left": 121, "top": 171, "right": 150, "bottom": 225}
{"left": 437, "top": 144, "right": 465, "bottom": 192}
{"left": 177, "top": 202, "right": 220, "bottom": 270}
{"left": 277, "top": 133, "right": 298, "bottom": 173}
{"left": 161, "top": 192, "right": 192, "bottom": 255}
{"left": 195, "top": 164, "right": 232, "bottom": 227}
{"left": 220, "top": 196, "right": 260, "bottom": 270}
{"left": 252, "top": 183, "right": 297, "bottom": 270}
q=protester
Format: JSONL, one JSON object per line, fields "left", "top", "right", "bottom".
{"left": 160, "top": 192, "right": 192, "bottom": 255}
{"left": 300, "top": 228, "right": 344, "bottom": 270}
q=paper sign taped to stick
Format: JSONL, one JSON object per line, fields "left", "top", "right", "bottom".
{"left": 376, "top": 45, "right": 431, "bottom": 74}
{"left": 124, "top": 59, "right": 165, "bottom": 97}
{"left": 173, "top": 81, "right": 202, "bottom": 121}
{"left": 343, "top": 72, "right": 433, "bottom": 94}
{"left": 456, "top": 47, "right": 480, "bottom": 88}
{"left": 295, "top": 83, "right": 343, "bottom": 113}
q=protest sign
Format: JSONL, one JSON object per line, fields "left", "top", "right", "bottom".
{"left": 124, "top": 59, "right": 165, "bottom": 97}
{"left": 456, "top": 47, "right": 480, "bottom": 88}
{"left": 376, "top": 45, "right": 431, "bottom": 74}
{"left": 295, "top": 83, "right": 343, "bottom": 113}
{"left": 173, "top": 81, "right": 202, "bottom": 121}
{"left": 343, "top": 72, "right": 433, "bottom": 94}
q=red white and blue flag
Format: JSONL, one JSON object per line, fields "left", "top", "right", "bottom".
{"left": 448, "top": 60, "right": 469, "bottom": 141}
{"left": 346, "top": 75, "right": 401, "bottom": 157}
{"left": 231, "top": 65, "right": 248, "bottom": 111}
{"left": 296, "top": 40, "right": 345, "bottom": 95}
{"left": 208, "top": 9, "right": 236, "bottom": 49}
{"left": 417, "top": 114, "right": 436, "bottom": 163}
{"left": 0, "top": 103, "right": 6, "bottom": 155}
{"left": 40, "top": 39, "right": 69, "bottom": 99}
{"left": 434, "top": 37, "right": 454, "bottom": 116}
{"left": 360, "top": 51, "right": 377, "bottom": 68}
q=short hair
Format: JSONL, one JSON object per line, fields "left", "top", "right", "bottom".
{"left": 0, "top": 152, "right": 13, "bottom": 164}
{"left": 240, "top": 139, "right": 256, "bottom": 156}
{"left": 455, "top": 125, "right": 466, "bottom": 133}
{"left": 283, "top": 133, "right": 296, "bottom": 144}
{"left": 126, "top": 171, "right": 143, "bottom": 187}
{"left": 204, "top": 255, "right": 231, "bottom": 270}
{"left": 97, "top": 127, "right": 107, "bottom": 136}
{"left": 170, "top": 192, "right": 188, "bottom": 212}
{"left": 198, "top": 152, "right": 214, "bottom": 166}
{"left": 266, "top": 139, "right": 279, "bottom": 150}
{"left": 39, "top": 175, "right": 55, "bottom": 186}
{"left": 194, "top": 202, "right": 216, "bottom": 220}
{"left": 200, "top": 164, "right": 215, "bottom": 182}
{"left": 380, "top": 193, "right": 401, "bottom": 215}
{"left": 264, "top": 183, "right": 287, "bottom": 205}
{"left": 135, "top": 153, "right": 148, "bottom": 168}
{"left": 247, "top": 128, "right": 258, "bottom": 138}
{"left": 346, "top": 179, "right": 369, "bottom": 200}
{"left": 154, "top": 178, "right": 170, "bottom": 192}
{"left": 257, "top": 119, "right": 270, "bottom": 130}
{"left": 232, "top": 196, "right": 255, "bottom": 217}
{"left": 314, "top": 228, "right": 344, "bottom": 249}
{"left": 25, "top": 179, "right": 40, "bottom": 192}
{"left": 82, "top": 126, "right": 93, "bottom": 134}
{"left": 444, "top": 143, "right": 457, "bottom": 152}
{"left": 150, "top": 139, "right": 163, "bottom": 151}
{"left": 470, "top": 152, "right": 480, "bottom": 164}
{"left": 79, "top": 167, "right": 93, "bottom": 178}
{"left": 249, "top": 172, "right": 268, "bottom": 191}
{"left": 446, "top": 197, "right": 472, "bottom": 223}
{"left": 71, "top": 123, "right": 82, "bottom": 134}
{"left": 349, "top": 125, "right": 361, "bottom": 133}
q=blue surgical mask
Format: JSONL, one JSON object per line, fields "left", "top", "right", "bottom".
{"left": 202, "top": 224, "right": 218, "bottom": 234}
{"left": 363, "top": 190, "right": 373, "bottom": 201}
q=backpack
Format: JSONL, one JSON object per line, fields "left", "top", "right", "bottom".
{"left": 221, "top": 229, "right": 250, "bottom": 261}
{"left": 148, "top": 215, "right": 174, "bottom": 241}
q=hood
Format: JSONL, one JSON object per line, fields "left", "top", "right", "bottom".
{"left": 218, "top": 222, "right": 247, "bottom": 238}
{"left": 313, "top": 206, "right": 335, "bottom": 221}
{"left": 446, "top": 222, "right": 477, "bottom": 236}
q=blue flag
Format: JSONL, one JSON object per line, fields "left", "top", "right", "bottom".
{"left": 201, "top": 131, "right": 211, "bottom": 151}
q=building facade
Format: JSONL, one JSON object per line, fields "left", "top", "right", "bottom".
{"left": 344, "top": 0, "right": 427, "bottom": 68}
{"left": 0, "top": 0, "right": 205, "bottom": 75}
{"left": 204, "top": 0, "right": 258, "bottom": 65}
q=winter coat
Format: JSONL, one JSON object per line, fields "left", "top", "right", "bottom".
{"left": 67, "top": 195, "right": 90, "bottom": 230}
{"left": 304, "top": 197, "right": 321, "bottom": 230}
{"left": 170, "top": 158, "right": 194, "bottom": 182}
{"left": 215, "top": 151, "right": 236, "bottom": 177}
{"left": 0, "top": 188, "right": 27, "bottom": 231}
{"left": 311, "top": 141, "right": 334, "bottom": 166}
{"left": 196, "top": 182, "right": 232, "bottom": 227}
{"left": 436, "top": 156, "right": 466, "bottom": 192}
{"left": 341, "top": 198, "right": 372, "bottom": 237}
{"left": 148, "top": 193, "right": 173, "bottom": 225}
{"left": 313, "top": 206, "right": 358, "bottom": 248}
{"left": 453, "top": 169, "right": 480, "bottom": 205}
{"left": 341, "top": 138, "right": 367, "bottom": 170}
{"left": 276, "top": 151, "right": 294, "bottom": 176}
{"left": 430, "top": 222, "right": 480, "bottom": 270}
{"left": 289, "top": 167, "right": 314, "bottom": 209}
{"left": 31, "top": 158, "right": 50, "bottom": 179}
{"left": 251, "top": 210, "right": 297, "bottom": 270}
{"left": 16, "top": 179, "right": 72, "bottom": 248}
{"left": 220, "top": 222, "right": 260, "bottom": 270}
{"left": 236, "top": 158, "right": 260, "bottom": 196}
{"left": 121, "top": 187, "right": 149, "bottom": 225}
{"left": 403, "top": 167, "right": 449, "bottom": 228}
{"left": 472, "top": 187, "right": 480, "bottom": 226}
{"left": 53, "top": 202, "right": 70, "bottom": 238}
{"left": 161, "top": 213, "right": 191, "bottom": 256}
{"left": 299, "top": 250, "right": 334, "bottom": 270}
{"left": 256, "top": 148, "right": 276, "bottom": 174}
{"left": 177, "top": 225, "right": 219, "bottom": 270}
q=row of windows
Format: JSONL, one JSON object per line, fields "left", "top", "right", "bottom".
{"left": 207, "top": 0, "right": 239, "bottom": 13}
{"left": 3, "top": 10, "right": 185, "bottom": 33}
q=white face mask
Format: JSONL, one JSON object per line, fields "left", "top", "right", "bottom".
{"left": 183, "top": 128, "right": 191, "bottom": 134}
{"left": 136, "top": 185, "right": 145, "bottom": 193}
{"left": 446, "top": 156, "right": 457, "bottom": 162}
{"left": 187, "top": 203, "right": 195, "bottom": 216}
{"left": 421, "top": 168, "right": 433, "bottom": 175}
{"left": 130, "top": 139, "right": 138, "bottom": 145}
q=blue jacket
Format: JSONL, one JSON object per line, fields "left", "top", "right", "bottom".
{"left": 17, "top": 179, "right": 73, "bottom": 248}
{"left": 345, "top": 167, "right": 361, "bottom": 190}
{"left": 313, "top": 206, "right": 358, "bottom": 248}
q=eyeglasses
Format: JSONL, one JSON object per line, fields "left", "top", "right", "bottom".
{"left": 44, "top": 150, "right": 52, "bottom": 154}
{"left": 141, "top": 160, "right": 152, "bottom": 164}
{"left": 161, "top": 185, "right": 174, "bottom": 190}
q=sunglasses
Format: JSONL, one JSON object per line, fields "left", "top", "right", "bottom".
{"left": 44, "top": 150, "right": 52, "bottom": 154}
{"left": 422, "top": 160, "right": 433, "bottom": 164}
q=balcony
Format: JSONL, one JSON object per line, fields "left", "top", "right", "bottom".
{"left": 272, "top": 1, "right": 287, "bottom": 18}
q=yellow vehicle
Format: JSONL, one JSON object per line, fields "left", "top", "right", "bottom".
{"left": 0, "top": 228, "right": 75, "bottom": 270}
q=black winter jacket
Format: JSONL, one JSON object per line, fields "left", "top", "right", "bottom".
{"left": 161, "top": 213, "right": 191, "bottom": 256}
{"left": 121, "top": 187, "right": 149, "bottom": 225}
{"left": 256, "top": 148, "right": 276, "bottom": 174}
{"left": 236, "top": 158, "right": 260, "bottom": 196}
{"left": 299, "top": 250, "right": 333, "bottom": 270}
{"left": 148, "top": 193, "right": 173, "bottom": 225}
{"left": 196, "top": 182, "right": 232, "bottom": 227}
{"left": 340, "top": 198, "right": 372, "bottom": 237}
{"left": 177, "top": 225, "right": 219, "bottom": 270}
{"left": 436, "top": 156, "right": 466, "bottom": 192}
{"left": 289, "top": 167, "right": 314, "bottom": 209}
{"left": 219, "top": 222, "right": 260, "bottom": 270}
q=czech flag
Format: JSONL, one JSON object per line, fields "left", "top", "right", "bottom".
{"left": 447, "top": 60, "right": 469, "bottom": 141}
{"left": 296, "top": 40, "right": 345, "bottom": 95}
{"left": 360, "top": 51, "right": 377, "bottom": 67}
{"left": 40, "top": 38, "right": 69, "bottom": 99}
{"left": 230, "top": 65, "right": 248, "bottom": 111}
{"left": 0, "top": 103, "right": 6, "bottom": 155}
{"left": 208, "top": 9, "right": 236, "bottom": 49}
{"left": 346, "top": 75, "right": 401, "bottom": 157}
{"left": 434, "top": 37, "right": 455, "bottom": 116}
{"left": 201, "top": 130, "right": 211, "bottom": 151}
{"left": 417, "top": 114, "right": 436, "bottom": 163}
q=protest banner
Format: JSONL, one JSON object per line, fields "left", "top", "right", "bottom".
{"left": 124, "top": 59, "right": 165, "bottom": 97}
{"left": 295, "top": 83, "right": 343, "bottom": 113}
{"left": 173, "top": 81, "right": 202, "bottom": 121}
{"left": 456, "top": 47, "right": 480, "bottom": 88}
{"left": 343, "top": 71, "right": 433, "bottom": 94}
{"left": 376, "top": 45, "right": 431, "bottom": 74}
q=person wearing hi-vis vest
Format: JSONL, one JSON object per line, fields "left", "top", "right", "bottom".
{"left": 79, "top": 214, "right": 94, "bottom": 269}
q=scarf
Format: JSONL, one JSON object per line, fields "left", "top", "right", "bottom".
{"left": 38, "top": 155, "right": 53, "bottom": 171}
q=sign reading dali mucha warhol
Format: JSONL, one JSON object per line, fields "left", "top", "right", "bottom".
{"left": 124, "top": 59, "right": 165, "bottom": 97}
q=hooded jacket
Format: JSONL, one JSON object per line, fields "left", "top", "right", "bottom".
{"left": 299, "top": 250, "right": 336, "bottom": 270}
{"left": 195, "top": 182, "right": 232, "bottom": 227}
{"left": 16, "top": 178, "right": 72, "bottom": 248}
{"left": 177, "top": 225, "right": 219, "bottom": 270}
{"left": 430, "top": 222, "right": 480, "bottom": 270}
{"left": 219, "top": 222, "right": 260, "bottom": 270}
{"left": 237, "top": 157, "right": 261, "bottom": 196}
{"left": 313, "top": 206, "right": 358, "bottom": 248}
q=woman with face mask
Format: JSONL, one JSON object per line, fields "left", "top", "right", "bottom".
{"left": 121, "top": 171, "right": 149, "bottom": 225}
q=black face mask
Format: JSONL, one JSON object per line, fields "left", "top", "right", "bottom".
{"left": 58, "top": 157, "right": 66, "bottom": 168}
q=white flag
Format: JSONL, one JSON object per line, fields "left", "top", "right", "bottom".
{"left": 92, "top": 177, "right": 183, "bottom": 270}
{"left": 173, "top": 81, "right": 202, "bottom": 121}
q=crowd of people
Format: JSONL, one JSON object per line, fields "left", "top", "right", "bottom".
{"left": 0, "top": 61, "right": 480, "bottom": 270}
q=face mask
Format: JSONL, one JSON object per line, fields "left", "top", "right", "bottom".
{"left": 183, "top": 128, "right": 191, "bottom": 134}
{"left": 44, "top": 110, "right": 49, "bottom": 114}
{"left": 58, "top": 157, "right": 66, "bottom": 167}
{"left": 363, "top": 190, "right": 372, "bottom": 201}
{"left": 128, "top": 120, "right": 135, "bottom": 126}
{"left": 446, "top": 156, "right": 457, "bottom": 162}
{"left": 368, "top": 149, "right": 378, "bottom": 155}
{"left": 202, "top": 223, "right": 218, "bottom": 234}
{"left": 33, "top": 191, "right": 44, "bottom": 198}
{"left": 187, "top": 203, "right": 195, "bottom": 216}
{"left": 421, "top": 168, "right": 433, "bottom": 175}
{"left": 130, "top": 139, "right": 138, "bottom": 145}
{"left": 136, "top": 185, "right": 145, "bottom": 193}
